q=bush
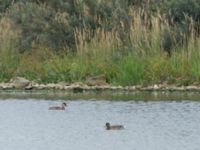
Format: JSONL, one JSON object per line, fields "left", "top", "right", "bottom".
{"left": 0, "top": 0, "right": 12, "bottom": 14}
{"left": 5, "top": 2, "right": 74, "bottom": 52}
{"left": 169, "top": 0, "right": 200, "bottom": 23}
{"left": 1, "top": 1, "right": 132, "bottom": 52}
{"left": 1, "top": 0, "right": 200, "bottom": 54}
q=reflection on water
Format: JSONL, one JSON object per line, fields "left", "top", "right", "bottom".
{"left": 1, "top": 90, "right": 200, "bottom": 101}
{"left": 0, "top": 99, "right": 200, "bottom": 150}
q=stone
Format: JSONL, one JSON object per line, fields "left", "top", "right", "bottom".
{"left": 86, "top": 74, "right": 108, "bottom": 86}
{"left": 10, "top": 77, "right": 30, "bottom": 89}
{"left": 186, "top": 86, "right": 198, "bottom": 91}
{"left": 0, "top": 83, "right": 14, "bottom": 89}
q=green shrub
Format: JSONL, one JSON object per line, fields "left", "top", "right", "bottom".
{"left": 169, "top": 0, "right": 200, "bottom": 23}
{"left": 0, "top": 0, "right": 12, "bottom": 14}
{"left": 5, "top": 2, "right": 72, "bottom": 52}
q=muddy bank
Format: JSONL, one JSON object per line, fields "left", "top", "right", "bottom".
{"left": 0, "top": 77, "right": 200, "bottom": 92}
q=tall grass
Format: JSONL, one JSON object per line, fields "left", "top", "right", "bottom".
{"left": 0, "top": 18, "right": 21, "bottom": 82}
{"left": 0, "top": 8, "right": 200, "bottom": 85}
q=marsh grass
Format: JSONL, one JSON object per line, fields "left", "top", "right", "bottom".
{"left": 0, "top": 18, "right": 21, "bottom": 82}
{"left": 1, "top": 8, "right": 200, "bottom": 85}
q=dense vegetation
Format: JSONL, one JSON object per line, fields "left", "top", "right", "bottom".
{"left": 0, "top": 0, "right": 200, "bottom": 85}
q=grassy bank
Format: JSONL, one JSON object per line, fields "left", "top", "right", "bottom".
{"left": 0, "top": 9, "right": 200, "bottom": 86}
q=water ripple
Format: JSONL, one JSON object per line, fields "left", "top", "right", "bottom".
{"left": 0, "top": 99, "right": 200, "bottom": 150}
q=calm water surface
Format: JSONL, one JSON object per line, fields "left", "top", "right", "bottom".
{"left": 0, "top": 99, "right": 200, "bottom": 150}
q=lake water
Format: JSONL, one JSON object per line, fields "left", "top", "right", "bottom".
{"left": 0, "top": 98, "right": 200, "bottom": 150}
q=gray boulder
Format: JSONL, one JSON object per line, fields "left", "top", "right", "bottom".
{"left": 10, "top": 77, "right": 30, "bottom": 89}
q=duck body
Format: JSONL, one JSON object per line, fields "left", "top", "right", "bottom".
{"left": 48, "top": 102, "right": 67, "bottom": 110}
{"left": 105, "top": 122, "right": 124, "bottom": 130}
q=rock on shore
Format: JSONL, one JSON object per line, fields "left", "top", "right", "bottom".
{"left": 1, "top": 76, "right": 200, "bottom": 92}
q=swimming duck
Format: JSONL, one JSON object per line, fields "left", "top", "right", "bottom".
{"left": 48, "top": 102, "right": 67, "bottom": 110}
{"left": 105, "top": 122, "right": 124, "bottom": 130}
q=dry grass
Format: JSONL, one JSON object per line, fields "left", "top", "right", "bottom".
{"left": 1, "top": 8, "right": 200, "bottom": 85}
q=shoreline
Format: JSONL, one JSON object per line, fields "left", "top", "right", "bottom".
{"left": 1, "top": 85, "right": 200, "bottom": 101}
{"left": 1, "top": 78, "right": 200, "bottom": 100}
{"left": 1, "top": 82, "right": 200, "bottom": 92}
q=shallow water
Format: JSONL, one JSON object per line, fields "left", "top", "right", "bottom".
{"left": 0, "top": 99, "right": 200, "bottom": 150}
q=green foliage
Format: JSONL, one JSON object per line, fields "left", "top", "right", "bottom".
{"left": 112, "top": 53, "right": 146, "bottom": 85}
{"left": 1, "top": 0, "right": 200, "bottom": 85}
{"left": 0, "top": 46, "right": 19, "bottom": 82}
{"left": 169, "top": 0, "right": 200, "bottom": 23}
{"left": 1, "top": 0, "right": 200, "bottom": 52}
{"left": 5, "top": 2, "right": 72, "bottom": 52}
{"left": 0, "top": 0, "right": 12, "bottom": 14}
{"left": 0, "top": 0, "right": 131, "bottom": 52}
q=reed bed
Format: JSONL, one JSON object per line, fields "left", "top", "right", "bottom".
{"left": 0, "top": 8, "right": 200, "bottom": 85}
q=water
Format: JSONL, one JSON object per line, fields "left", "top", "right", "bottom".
{"left": 0, "top": 99, "right": 200, "bottom": 150}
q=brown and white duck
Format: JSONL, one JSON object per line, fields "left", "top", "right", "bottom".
{"left": 48, "top": 102, "right": 67, "bottom": 110}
